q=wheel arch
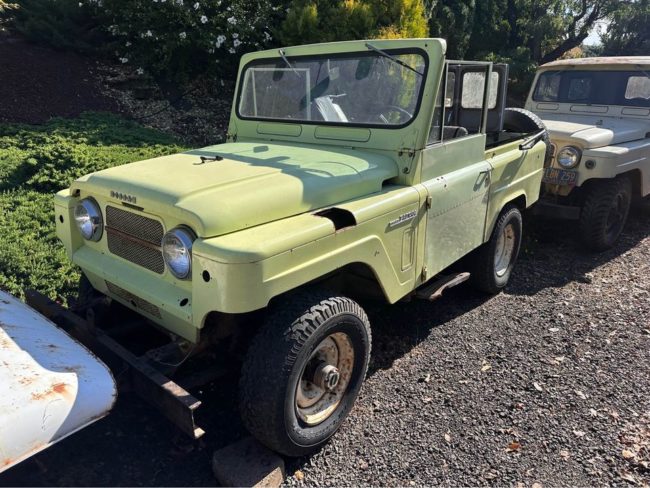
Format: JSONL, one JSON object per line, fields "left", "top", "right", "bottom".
{"left": 485, "top": 192, "right": 527, "bottom": 240}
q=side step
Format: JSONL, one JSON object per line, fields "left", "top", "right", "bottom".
{"left": 415, "top": 272, "right": 470, "bottom": 301}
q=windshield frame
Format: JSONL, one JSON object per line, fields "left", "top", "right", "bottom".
{"left": 234, "top": 47, "right": 430, "bottom": 130}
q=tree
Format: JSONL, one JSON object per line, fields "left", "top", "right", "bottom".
{"left": 277, "top": 0, "right": 428, "bottom": 46}
{"left": 601, "top": 0, "right": 650, "bottom": 56}
{"left": 535, "top": 0, "right": 618, "bottom": 64}
{"left": 427, "top": 0, "right": 476, "bottom": 58}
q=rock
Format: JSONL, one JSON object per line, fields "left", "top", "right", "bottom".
{"left": 212, "top": 437, "right": 285, "bottom": 487}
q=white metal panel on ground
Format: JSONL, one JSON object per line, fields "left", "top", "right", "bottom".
{"left": 0, "top": 291, "right": 116, "bottom": 473}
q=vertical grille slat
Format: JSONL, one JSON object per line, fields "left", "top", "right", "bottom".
{"left": 106, "top": 206, "right": 165, "bottom": 274}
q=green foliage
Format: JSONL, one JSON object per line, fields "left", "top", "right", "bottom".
{"left": 427, "top": 0, "right": 475, "bottom": 58}
{"left": 602, "top": 0, "right": 650, "bottom": 56}
{"left": 92, "top": 0, "right": 281, "bottom": 81}
{"left": 9, "top": 0, "right": 103, "bottom": 52}
{"left": 0, "top": 113, "right": 184, "bottom": 301}
{"left": 277, "top": 0, "right": 428, "bottom": 46}
{"left": 424, "top": 0, "right": 620, "bottom": 102}
{"left": 0, "top": 0, "right": 17, "bottom": 30}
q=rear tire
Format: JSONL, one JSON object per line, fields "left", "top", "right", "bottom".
{"left": 238, "top": 291, "right": 371, "bottom": 457}
{"left": 579, "top": 177, "right": 632, "bottom": 251}
{"left": 469, "top": 205, "right": 523, "bottom": 294}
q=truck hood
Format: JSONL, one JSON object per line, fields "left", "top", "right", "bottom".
{"left": 73, "top": 142, "right": 398, "bottom": 237}
{"left": 540, "top": 114, "right": 650, "bottom": 149}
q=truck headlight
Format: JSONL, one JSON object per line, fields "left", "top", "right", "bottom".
{"left": 74, "top": 198, "right": 103, "bottom": 241}
{"left": 556, "top": 146, "right": 581, "bottom": 169}
{"left": 162, "top": 227, "right": 195, "bottom": 279}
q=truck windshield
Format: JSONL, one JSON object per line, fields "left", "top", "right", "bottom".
{"left": 533, "top": 70, "right": 650, "bottom": 107}
{"left": 237, "top": 50, "right": 427, "bottom": 127}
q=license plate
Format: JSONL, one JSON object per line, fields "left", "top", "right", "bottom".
{"left": 543, "top": 167, "right": 578, "bottom": 186}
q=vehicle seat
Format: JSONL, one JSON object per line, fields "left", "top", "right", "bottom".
{"left": 443, "top": 126, "right": 468, "bottom": 140}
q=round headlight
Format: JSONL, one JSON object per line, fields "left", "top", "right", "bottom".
{"left": 74, "top": 198, "right": 103, "bottom": 241}
{"left": 556, "top": 146, "right": 581, "bottom": 169}
{"left": 162, "top": 227, "right": 195, "bottom": 279}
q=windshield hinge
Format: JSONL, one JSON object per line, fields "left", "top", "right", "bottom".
{"left": 398, "top": 147, "right": 417, "bottom": 174}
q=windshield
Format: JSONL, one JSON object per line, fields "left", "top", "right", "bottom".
{"left": 237, "top": 49, "right": 427, "bottom": 127}
{"left": 533, "top": 70, "right": 650, "bottom": 107}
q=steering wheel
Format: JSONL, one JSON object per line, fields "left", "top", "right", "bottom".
{"left": 378, "top": 105, "right": 413, "bottom": 124}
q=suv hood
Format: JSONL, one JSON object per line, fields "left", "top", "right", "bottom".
{"left": 539, "top": 114, "right": 650, "bottom": 149}
{"left": 73, "top": 142, "right": 398, "bottom": 237}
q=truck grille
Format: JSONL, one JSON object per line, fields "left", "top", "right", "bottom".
{"left": 106, "top": 206, "right": 165, "bottom": 274}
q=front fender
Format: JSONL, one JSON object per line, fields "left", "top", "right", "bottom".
{"left": 191, "top": 186, "right": 422, "bottom": 318}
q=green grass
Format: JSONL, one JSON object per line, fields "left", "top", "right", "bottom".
{"left": 0, "top": 112, "right": 186, "bottom": 302}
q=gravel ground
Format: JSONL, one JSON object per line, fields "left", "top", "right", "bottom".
{"left": 1, "top": 209, "right": 648, "bottom": 487}
{"left": 284, "top": 209, "right": 650, "bottom": 487}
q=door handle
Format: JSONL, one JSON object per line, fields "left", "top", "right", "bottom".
{"left": 478, "top": 169, "right": 491, "bottom": 179}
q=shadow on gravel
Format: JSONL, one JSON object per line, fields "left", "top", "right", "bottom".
{"left": 511, "top": 208, "right": 650, "bottom": 296}
{"left": 362, "top": 287, "right": 493, "bottom": 375}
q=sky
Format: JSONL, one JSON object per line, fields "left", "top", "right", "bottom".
{"left": 583, "top": 19, "right": 610, "bottom": 46}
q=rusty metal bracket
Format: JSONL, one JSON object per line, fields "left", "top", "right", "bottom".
{"left": 25, "top": 290, "right": 205, "bottom": 439}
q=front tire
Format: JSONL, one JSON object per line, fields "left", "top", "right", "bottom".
{"left": 469, "top": 205, "right": 523, "bottom": 294}
{"left": 238, "top": 292, "right": 371, "bottom": 456}
{"left": 579, "top": 177, "right": 632, "bottom": 251}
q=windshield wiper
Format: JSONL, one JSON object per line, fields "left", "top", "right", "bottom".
{"left": 279, "top": 49, "right": 301, "bottom": 78}
{"left": 365, "top": 43, "right": 423, "bottom": 76}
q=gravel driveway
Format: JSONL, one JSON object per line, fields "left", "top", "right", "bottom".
{"left": 1, "top": 209, "right": 648, "bottom": 487}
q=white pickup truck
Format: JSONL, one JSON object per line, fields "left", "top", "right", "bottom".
{"left": 526, "top": 57, "right": 650, "bottom": 250}
{"left": 0, "top": 291, "right": 116, "bottom": 473}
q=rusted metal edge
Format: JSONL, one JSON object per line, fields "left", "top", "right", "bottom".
{"left": 24, "top": 290, "right": 205, "bottom": 439}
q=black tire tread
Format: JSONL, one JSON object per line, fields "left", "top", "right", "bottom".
{"left": 469, "top": 205, "right": 522, "bottom": 295}
{"left": 579, "top": 176, "right": 632, "bottom": 251}
{"left": 239, "top": 290, "right": 371, "bottom": 456}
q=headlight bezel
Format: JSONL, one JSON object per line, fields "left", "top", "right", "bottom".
{"left": 556, "top": 145, "right": 582, "bottom": 169}
{"left": 74, "top": 197, "right": 104, "bottom": 242}
{"left": 162, "top": 226, "right": 196, "bottom": 280}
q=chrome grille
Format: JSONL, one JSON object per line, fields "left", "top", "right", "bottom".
{"left": 106, "top": 206, "right": 165, "bottom": 274}
{"left": 106, "top": 206, "right": 163, "bottom": 244}
{"left": 105, "top": 281, "right": 162, "bottom": 318}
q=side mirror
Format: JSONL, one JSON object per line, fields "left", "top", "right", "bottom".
{"left": 519, "top": 129, "right": 547, "bottom": 151}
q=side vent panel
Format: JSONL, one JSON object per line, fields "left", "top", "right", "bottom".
{"left": 315, "top": 208, "right": 357, "bottom": 231}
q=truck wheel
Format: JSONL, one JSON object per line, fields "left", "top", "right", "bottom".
{"left": 579, "top": 177, "right": 632, "bottom": 251}
{"left": 503, "top": 107, "right": 552, "bottom": 164}
{"left": 239, "top": 292, "right": 371, "bottom": 456}
{"left": 469, "top": 205, "right": 523, "bottom": 294}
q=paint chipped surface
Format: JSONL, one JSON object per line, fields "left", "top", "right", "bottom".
{"left": 0, "top": 291, "right": 116, "bottom": 474}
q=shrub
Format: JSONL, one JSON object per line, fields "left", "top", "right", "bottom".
{"left": 277, "top": 0, "right": 428, "bottom": 46}
{"left": 0, "top": 113, "right": 185, "bottom": 301}
{"left": 7, "top": 0, "right": 103, "bottom": 53}
{"left": 88, "top": 0, "right": 283, "bottom": 82}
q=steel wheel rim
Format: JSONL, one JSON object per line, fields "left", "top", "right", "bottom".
{"left": 295, "top": 332, "right": 355, "bottom": 426}
{"left": 494, "top": 223, "right": 516, "bottom": 277}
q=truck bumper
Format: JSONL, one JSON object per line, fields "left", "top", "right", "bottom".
{"left": 0, "top": 291, "right": 116, "bottom": 473}
{"left": 532, "top": 200, "right": 581, "bottom": 220}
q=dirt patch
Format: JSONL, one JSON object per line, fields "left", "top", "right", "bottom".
{"left": 96, "top": 64, "right": 233, "bottom": 146}
{"left": 0, "top": 34, "right": 118, "bottom": 124}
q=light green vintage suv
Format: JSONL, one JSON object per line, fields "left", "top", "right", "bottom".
{"left": 55, "top": 39, "right": 546, "bottom": 455}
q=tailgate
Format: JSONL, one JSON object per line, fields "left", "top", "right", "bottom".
{"left": 0, "top": 291, "right": 116, "bottom": 473}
